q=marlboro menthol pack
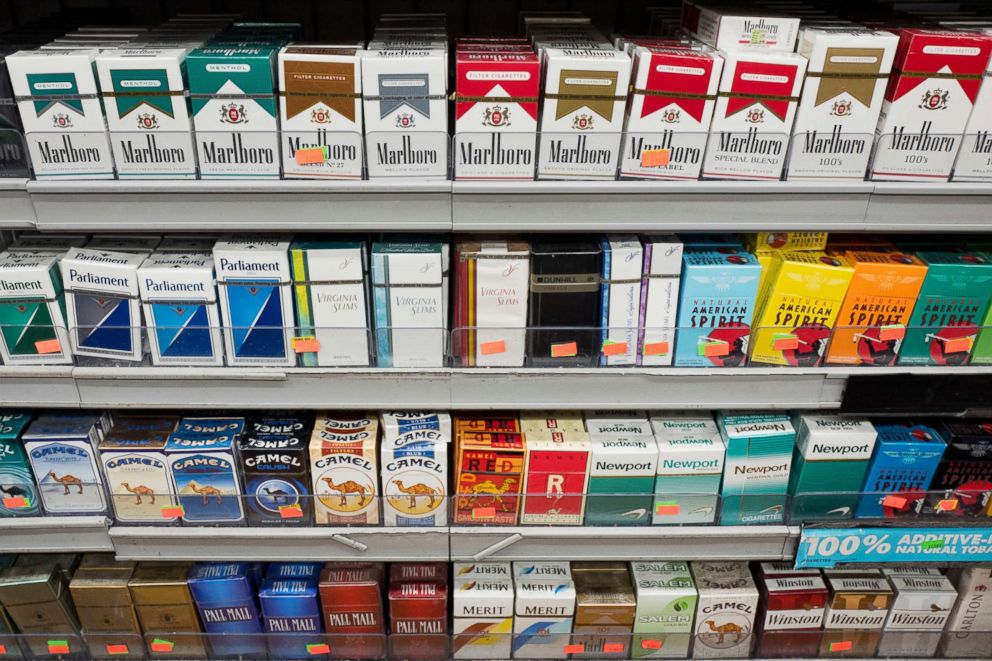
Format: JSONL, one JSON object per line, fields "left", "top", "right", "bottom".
{"left": 5, "top": 49, "right": 115, "bottom": 179}
{"left": 23, "top": 413, "right": 107, "bottom": 515}
{"left": 95, "top": 48, "right": 197, "bottom": 178}
{"left": 0, "top": 252, "right": 71, "bottom": 365}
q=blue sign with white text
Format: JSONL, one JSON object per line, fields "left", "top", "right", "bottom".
{"left": 796, "top": 527, "right": 992, "bottom": 568}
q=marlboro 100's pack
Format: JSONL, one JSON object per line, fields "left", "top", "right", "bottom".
{"left": 872, "top": 29, "right": 992, "bottom": 182}
{"left": 954, "top": 27, "right": 992, "bottom": 181}
{"left": 702, "top": 50, "right": 807, "bottom": 180}
{"left": 788, "top": 28, "right": 898, "bottom": 180}
{"left": 621, "top": 45, "right": 723, "bottom": 180}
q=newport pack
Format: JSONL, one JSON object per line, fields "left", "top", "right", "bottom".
{"left": 654, "top": 421, "right": 726, "bottom": 525}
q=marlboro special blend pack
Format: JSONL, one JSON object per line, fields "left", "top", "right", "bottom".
{"left": 872, "top": 29, "right": 992, "bottom": 182}
{"left": 0, "top": 252, "right": 71, "bottom": 365}
{"left": 718, "top": 413, "right": 795, "bottom": 525}
{"left": 620, "top": 45, "right": 723, "bottom": 180}
{"left": 898, "top": 251, "right": 992, "bottom": 366}
{"left": 24, "top": 413, "right": 107, "bottom": 515}
{"left": 362, "top": 48, "right": 448, "bottom": 179}
{"left": 824, "top": 251, "right": 928, "bottom": 367}
{"left": 138, "top": 252, "right": 223, "bottom": 366}
{"left": 750, "top": 251, "right": 854, "bottom": 367}
{"left": 95, "top": 48, "right": 196, "bottom": 178}
{"left": 631, "top": 562, "right": 697, "bottom": 658}
{"left": 855, "top": 421, "right": 946, "bottom": 518}
{"left": 691, "top": 561, "right": 759, "bottom": 660}
{"left": 955, "top": 28, "right": 992, "bottom": 182}
{"left": 279, "top": 46, "right": 363, "bottom": 180}
{"left": 166, "top": 418, "right": 246, "bottom": 525}
{"left": 186, "top": 45, "right": 280, "bottom": 178}
{"left": 638, "top": 235, "right": 683, "bottom": 366}
{"left": 309, "top": 413, "right": 379, "bottom": 525}
{"left": 789, "top": 415, "right": 877, "bottom": 519}
{"left": 6, "top": 49, "right": 114, "bottom": 179}
{"left": 60, "top": 247, "right": 146, "bottom": 363}
{"left": 681, "top": 4, "right": 800, "bottom": 52}
{"left": 675, "top": 247, "right": 761, "bottom": 367}
{"left": 99, "top": 415, "right": 180, "bottom": 524}
{"left": 653, "top": 415, "right": 725, "bottom": 525}
{"left": 702, "top": 50, "right": 807, "bottom": 180}
{"left": 600, "top": 236, "right": 643, "bottom": 366}
{"left": 188, "top": 563, "right": 264, "bottom": 657}
{"left": 454, "top": 48, "right": 540, "bottom": 180}
{"left": 454, "top": 239, "right": 530, "bottom": 367}
{"left": 0, "top": 413, "right": 40, "bottom": 517}
{"left": 788, "top": 28, "right": 898, "bottom": 180}
{"left": 757, "top": 573, "right": 828, "bottom": 659}
{"left": 239, "top": 415, "right": 313, "bottom": 526}
{"left": 538, "top": 48, "right": 632, "bottom": 179}
{"left": 213, "top": 237, "right": 295, "bottom": 367}
{"left": 452, "top": 576, "right": 514, "bottom": 659}
{"left": 290, "top": 240, "right": 371, "bottom": 367}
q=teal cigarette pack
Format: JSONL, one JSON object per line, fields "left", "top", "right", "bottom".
{"left": 718, "top": 412, "right": 795, "bottom": 526}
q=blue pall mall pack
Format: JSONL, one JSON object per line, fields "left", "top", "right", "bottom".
{"left": 188, "top": 562, "right": 265, "bottom": 656}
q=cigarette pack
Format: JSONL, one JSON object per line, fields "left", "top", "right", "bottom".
{"left": 650, "top": 412, "right": 719, "bottom": 435}
{"left": 99, "top": 416, "right": 179, "bottom": 523}
{"left": 872, "top": 29, "right": 992, "bottom": 181}
{"left": 599, "top": 236, "right": 644, "bottom": 366}
{"left": 638, "top": 235, "right": 683, "bottom": 366}
{"left": 701, "top": 50, "right": 807, "bottom": 180}
{"left": 5, "top": 49, "right": 114, "bottom": 179}
{"left": 954, "top": 27, "right": 992, "bottom": 181}
{"left": 528, "top": 241, "right": 602, "bottom": 366}
{"left": 166, "top": 421, "right": 245, "bottom": 525}
{"left": 0, "top": 413, "right": 40, "bottom": 517}
{"left": 70, "top": 562, "right": 141, "bottom": 659}
{"left": 586, "top": 433, "right": 658, "bottom": 526}
{"left": 279, "top": 46, "right": 363, "bottom": 179}
{"left": 318, "top": 562, "right": 385, "bottom": 658}
{"left": 259, "top": 577, "right": 322, "bottom": 658}
{"left": 584, "top": 410, "right": 651, "bottom": 437}
{"left": 454, "top": 50, "right": 540, "bottom": 180}
{"left": 0, "top": 563, "right": 80, "bottom": 655}
{"left": 512, "top": 578, "right": 576, "bottom": 659}
{"left": 855, "top": 421, "right": 946, "bottom": 518}
{"left": 454, "top": 427, "right": 524, "bottom": 525}
{"left": 675, "top": 248, "right": 762, "bottom": 367}
{"left": 0, "top": 48, "right": 23, "bottom": 135}
{"left": 898, "top": 251, "right": 992, "bottom": 366}
{"left": 757, "top": 575, "right": 827, "bottom": 658}
{"left": 188, "top": 563, "right": 264, "bottom": 656}
{"left": 789, "top": 415, "right": 877, "bottom": 519}
{"left": 514, "top": 562, "right": 572, "bottom": 579}
{"left": 454, "top": 240, "right": 529, "bottom": 367}
{"left": 59, "top": 248, "right": 145, "bottom": 362}
{"left": 824, "top": 251, "right": 928, "bottom": 366}
{"left": 454, "top": 562, "right": 511, "bottom": 579}
{"left": 382, "top": 411, "right": 451, "bottom": 441}
{"left": 0, "top": 253, "right": 70, "bottom": 365}
{"left": 690, "top": 561, "right": 759, "bottom": 659}
{"left": 745, "top": 232, "right": 827, "bottom": 253}
{"left": 239, "top": 415, "right": 313, "bottom": 526}
{"left": 95, "top": 48, "right": 196, "bottom": 178}
{"left": 381, "top": 429, "right": 448, "bottom": 526}
{"left": 290, "top": 240, "right": 371, "bottom": 367}
{"left": 7, "top": 232, "right": 87, "bottom": 255}
{"left": 24, "top": 413, "right": 107, "bottom": 514}
{"left": 138, "top": 252, "right": 223, "bottom": 366}
{"left": 521, "top": 411, "right": 586, "bottom": 436}
{"left": 750, "top": 251, "right": 854, "bottom": 367}
{"left": 371, "top": 241, "right": 445, "bottom": 368}
{"left": 653, "top": 420, "right": 725, "bottom": 525}
{"left": 213, "top": 237, "right": 295, "bottom": 367}
{"left": 520, "top": 433, "right": 591, "bottom": 525}
{"left": 788, "top": 28, "right": 898, "bottom": 180}
{"left": 128, "top": 562, "right": 205, "bottom": 658}
{"left": 885, "top": 574, "right": 957, "bottom": 630}
{"left": 631, "top": 562, "right": 697, "bottom": 658}
{"left": 361, "top": 48, "right": 448, "bottom": 179}
{"left": 267, "top": 562, "right": 321, "bottom": 580}
{"left": 757, "top": 562, "right": 822, "bottom": 578}
{"left": 186, "top": 46, "right": 280, "bottom": 178}
{"left": 681, "top": 3, "right": 800, "bottom": 51}
{"left": 947, "top": 567, "right": 992, "bottom": 631}
{"left": 717, "top": 412, "right": 795, "bottom": 525}
{"left": 86, "top": 235, "right": 161, "bottom": 254}
{"left": 573, "top": 568, "right": 636, "bottom": 656}
{"left": 309, "top": 413, "right": 379, "bottom": 525}
{"left": 388, "top": 579, "right": 448, "bottom": 658}
{"left": 452, "top": 577, "right": 514, "bottom": 659}
{"left": 538, "top": 48, "right": 632, "bottom": 179}
{"left": 932, "top": 420, "right": 992, "bottom": 504}
{"left": 823, "top": 576, "right": 893, "bottom": 630}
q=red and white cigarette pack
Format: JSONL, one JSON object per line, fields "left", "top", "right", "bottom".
{"left": 519, "top": 434, "right": 591, "bottom": 525}
{"left": 954, "top": 27, "right": 992, "bottom": 181}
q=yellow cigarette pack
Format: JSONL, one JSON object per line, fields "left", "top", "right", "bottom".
{"left": 744, "top": 232, "right": 828, "bottom": 253}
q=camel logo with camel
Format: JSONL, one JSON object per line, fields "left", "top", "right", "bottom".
{"left": 318, "top": 476, "right": 375, "bottom": 513}
{"left": 386, "top": 479, "right": 443, "bottom": 515}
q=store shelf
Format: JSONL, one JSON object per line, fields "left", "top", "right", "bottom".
{"left": 449, "top": 525, "right": 800, "bottom": 561}
{"left": 0, "top": 516, "right": 113, "bottom": 553}
{"left": 0, "top": 366, "right": 80, "bottom": 407}
{"left": 865, "top": 182, "right": 992, "bottom": 230}
{"left": 0, "top": 178, "right": 35, "bottom": 229}
{"left": 109, "top": 526, "right": 449, "bottom": 561}
{"left": 27, "top": 179, "right": 452, "bottom": 231}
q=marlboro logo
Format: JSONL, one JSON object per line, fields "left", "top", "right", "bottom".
{"left": 220, "top": 103, "right": 247, "bottom": 124}
{"left": 830, "top": 100, "right": 852, "bottom": 117}
{"left": 311, "top": 108, "right": 332, "bottom": 124}
{"left": 52, "top": 113, "right": 72, "bottom": 128}
{"left": 137, "top": 113, "right": 158, "bottom": 129}
{"left": 663, "top": 108, "right": 681, "bottom": 123}
{"left": 572, "top": 113, "right": 594, "bottom": 130}
{"left": 920, "top": 89, "right": 949, "bottom": 110}
{"left": 555, "top": 69, "right": 620, "bottom": 121}
{"left": 483, "top": 105, "right": 510, "bottom": 127}
{"left": 285, "top": 61, "right": 357, "bottom": 122}
{"left": 745, "top": 108, "right": 764, "bottom": 124}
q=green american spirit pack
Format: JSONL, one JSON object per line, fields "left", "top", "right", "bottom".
{"left": 0, "top": 253, "right": 71, "bottom": 365}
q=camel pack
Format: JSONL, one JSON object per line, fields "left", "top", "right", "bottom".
{"left": 381, "top": 427, "right": 448, "bottom": 527}
{"left": 239, "top": 414, "right": 313, "bottom": 526}
{"left": 166, "top": 417, "right": 246, "bottom": 525}
{"left": 309, "top": 412, "right": 380, "bottom": 525}
{"left": 99, "top": 414, "right": 180, "bottom": 524}
{"left": 22, "top": 412, "right": 107, "bottom": 515}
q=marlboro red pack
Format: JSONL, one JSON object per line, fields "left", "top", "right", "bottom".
{"left": 702, "top": 49, "right": 807, "bottom": 180}
{"left": 319, "top": 562, "right": 386, "bottom": 659}
{"left": 621, "top": 45, "right": 724, "bottom": 180}
{"left": 872, "top": 29, "right": 992, "bottom": 181}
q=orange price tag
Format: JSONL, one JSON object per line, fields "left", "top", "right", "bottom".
{"left": 106, "top": 644, "right": 128, "bottom": 655}
{"left": 472, "top": 507, "right": 496, "bottom": 520}
{"left": 656, "top": 501, "right": 680, "bottom": 515}
{"left": 2, "top": 496, "right": 28, "bottom": 509}
{"left": 160, "top": 505, "right": 183, "bottom": 518}
{"left": 643, "top": 341, "right": 669, "bottom": 356}
{"left": 937, "top": 499, "right": 958, "bottom": 512}
{"left": 150, "top": 639, "right": 174, "bottom": 653}
{"left": 640, "top": 148, "right": 671, "bottom": 167}
{"left": 602, "top": 341, "right": 628, "bottom": 356}
{"left": 830, "top": 641, "right": 852, "bottom": 652}
{"left": 641, "top": 640, "right": 663, "bottom": 650}
{"left": 0, "top": 644, "right": 7, "bottom": 654}
{"left": 551, "top": 342, "right": 578, "bottom": 358}
{"left": 480, "top": 340, "right": 506, "bottom": 355}
{"left": 603, "top": 643, "right": 624, "bottom": 653}
{"left": 882, "top": 495, "right": 907, "bottom": 510}
{"left": 295, "top": 146, "right": 327, "bottom": 165}
{"left": 279, "top": 504, "right": 304, "bottom": 519}
{"left": 701, "top": 341, "right": 729, "bottom": 357}
{"left": 563, "top": 644, "right": 585, "bottom": 654}
{"left": 34, "top": 338, "right": 62, "bottom": 354}
{"left": 772, "top": 334, "right": 799, "bottom": 351}
{"left": 292, "top": 336, "right": 321, "bottom": 353}
{"left": 944, "top": 336, "right": 974, "bottom": 354}
{"left": 47, "top": 641, "right": 69, "bottom": 654}
{"left": 878, "top": 325, "right": 905, "bottom": 341}
{"left": 307, "top": 643, "right": 330, "bottom": 655}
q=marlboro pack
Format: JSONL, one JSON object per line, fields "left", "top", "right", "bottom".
{"left": 788, "top": 28, "right": 898, "bottom": 180}
{"left": 702, "top": 49, "right": 807, "bottom": 180}
{"left": 454, "top": 48, "right": 540, "bottom": 180}
{"left": 872, "top": 29, "right": 992, "bottom": 182}
{"left": 621, "top": 45, "right": 723, "bottom": 180}
{"left": 681, "top": 3, "right": 800, "bottom": 52}
{"left": 955, "top": 28, "right": 992, "bottom": 181}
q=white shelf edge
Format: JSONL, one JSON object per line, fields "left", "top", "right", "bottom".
{"left": 0, "top": 516, "right": 112, "bottom": 552}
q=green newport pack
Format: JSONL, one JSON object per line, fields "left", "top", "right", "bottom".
{"left": 0, "top": 413, "right": 41, "bottom": 517}
{"left": 717, "top": 412, "right": 795, "bottom": 526}
{"left": 0, "top": 252, "right": 71, "bottom": 365}
{"left": 585, "top": 433, "right": 658, "bottom": 526}
{"left": 789, "top": 414, "right": 877, "bottom": 520}
{"left": 653, "top": 416, "right": 726, "bottom": 525}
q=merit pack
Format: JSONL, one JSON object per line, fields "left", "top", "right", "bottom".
{"left": 718, "top": 412, "right": 795, "bottom": 525}
{"left": 0, "top": 252, "right": 71, "bottom": 365}
{"left": 452, "top": 577, "right": 514, "bottom": 659}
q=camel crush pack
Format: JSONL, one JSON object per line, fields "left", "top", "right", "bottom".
{"left": 23, "top": 413, "right": 107, "bottom": 515}
{"left": 166, "top": 417, "right": 245, "bottom": 525}
{"left": 238, "top": 415, "right": 313, "bottom": 526}
{"left": 309, "top": 413, "right": 380, "bottom": 525}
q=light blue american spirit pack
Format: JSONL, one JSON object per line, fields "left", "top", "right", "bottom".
{"left": 23, "top": 413, "right": 107, "bottom": 514}
{"left": 675, "top": 248, "right": 762, "bottom": 367}
{"left": 600, "top": 236, "right": 644, "bottom": 366}
{"left": 717, "top": 412, "right": 795, "bottom": 526}
{"left": 138, "top": 252, "right": 223, "bottom": 366}
{"left": 0, "top": 252, "right": 71, "bottom": 365}
{"left": 166, "top": 417, "right": 246, "bottom": 525}
{"left": 213, "top": 237, "right": 294, "bottom": 366}
{"left": 59, "top": 247, "right": 146, "bottom": 362}
{"left": 0, "top": 413, "right": 40, "bottom": 517}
